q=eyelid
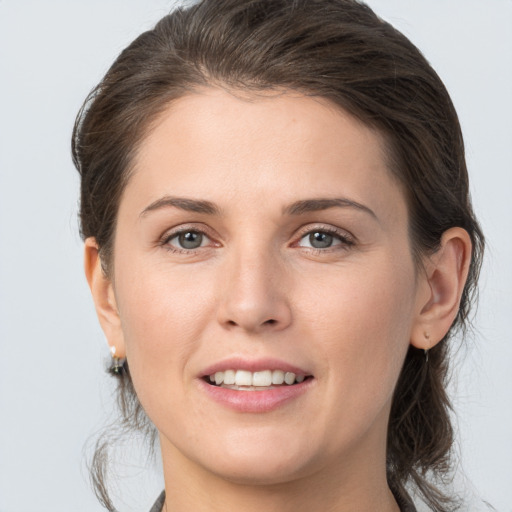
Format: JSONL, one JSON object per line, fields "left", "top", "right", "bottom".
{"left": 292, "top": 224, "right": 356, "bottom": 250}
{"left": 157, "top": 222, "right": 354, "bottom": 252}
{"left": 159, "top": 223, "right": 219, "bottom": 250}
{"left": 295, "top": 224, "right": 355, "bottom": 241}
{"left": 166, "top": 230, "right": 211, "bottom": 248}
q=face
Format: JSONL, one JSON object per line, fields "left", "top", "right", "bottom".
{"left": 108, "top": 88, "right": 426, "bottom": 485}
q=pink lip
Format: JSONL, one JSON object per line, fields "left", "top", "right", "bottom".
{"left": 197, "top": 357, "right": 314, "bottom": 413}
{"left": 200, "top": 357, "right": 311, "bottom": 377}
{"left": 197, "top": 377, "right": 314, "bottom": 413}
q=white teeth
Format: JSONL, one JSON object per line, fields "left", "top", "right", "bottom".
{"left": 222, "top": 385, "right": 271, "bottom": 391}
{"left": 210, "top": 369, "right": 307, "bottom": 387}
{"left": 235, "top": 370, "right": 253, "bottom": 386}
{"left": 252, "top": 370, "right": 272, "bottom": 387}
{"left": 271, "top": 369, "right": 285, "bottom": 385}
{"left": 223, "top": 369, "right": 236, "bottom": 385}
{"left": 284, "top": 372, "right": 296, "bottom": 385}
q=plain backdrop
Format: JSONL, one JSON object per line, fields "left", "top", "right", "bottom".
{"left": 0, "top": 1, "right": 511, "bottom": 511}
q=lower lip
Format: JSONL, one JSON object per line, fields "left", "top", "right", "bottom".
{"left": 197, "top": 378, "right": 314, "bottom": 413}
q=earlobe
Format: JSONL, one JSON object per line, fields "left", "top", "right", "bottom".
{"left": 84, "top": 238, "right": 126, "bottom": 358}
{"left": 411, "top": 227, "right": 472, "bottom": 350}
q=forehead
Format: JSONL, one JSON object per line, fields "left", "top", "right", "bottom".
{"left": 126, "top": 88, "right": 406, "bottom": 225}
{"left": 138, "top": 87, "right": 387, "bottom": 166}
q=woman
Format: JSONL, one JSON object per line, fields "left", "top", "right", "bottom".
{"left": 72, "top": 0, "right": 484, "bottom": 510}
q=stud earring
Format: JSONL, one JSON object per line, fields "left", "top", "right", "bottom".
{"left": 110, "top": 345, "right": 125, "bottom": 375}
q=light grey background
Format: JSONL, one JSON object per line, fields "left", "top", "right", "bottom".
{"left": 0, "top": 1, "right": 510, "bottom": 511}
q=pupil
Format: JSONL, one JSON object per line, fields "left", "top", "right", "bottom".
{"left": 179, "top": 231, "right": 202, "bottom": 249}
{"left": 309, "top": 232, "right": 333, "bottom": 249}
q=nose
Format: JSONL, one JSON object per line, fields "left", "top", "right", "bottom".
{"left": 216, "top": 246, "right": 292, "bottom": 334}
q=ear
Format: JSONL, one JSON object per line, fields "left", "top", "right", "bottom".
{"left": 410, "top": 227, "right": 472, "bottom": 350}
{"left": 84, "top": 237, "right": 126, "bottom": 359}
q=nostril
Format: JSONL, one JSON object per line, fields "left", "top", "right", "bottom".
{"left": 225, "top": 318, "right": 277, "bottom": 327}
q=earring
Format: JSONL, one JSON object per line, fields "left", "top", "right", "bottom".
{"left": 110, "top": 345, "right": 125, "bottom": 375}
{"left": 424, "top": 332, "right": 430, "bottom": 363}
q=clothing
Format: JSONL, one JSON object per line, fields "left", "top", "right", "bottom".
{"left": 148, "top": 490, "right": 418, "bottom": 511}
{"left": 149, "top": 491, "right": 166, "bottom": 512}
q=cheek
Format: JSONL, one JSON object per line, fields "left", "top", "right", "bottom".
{"left": 297, "top": 254, "right": 417, "bottom": 408}
{"left": 116, "top": 252, "right": 213, "bottom": 334}
{"left": 113, "top": 257, "right": 217, "bottom": 404}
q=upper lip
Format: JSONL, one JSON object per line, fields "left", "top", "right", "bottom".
{"left": 200, "top": 357, "right": 312, "bottom": 377}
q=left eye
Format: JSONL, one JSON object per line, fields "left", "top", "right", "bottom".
{"left": 298, "top": 231, "right": 344, "bottom": 249}
{"left": 166, "top": 230, "right": 210, "bottom": 250}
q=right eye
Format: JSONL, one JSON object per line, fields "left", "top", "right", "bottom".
{"left": 299, "top": 231, "right": 340, "bottom": 249}
{"left": 165, "top": 230, "right": 211, "bottom": 251}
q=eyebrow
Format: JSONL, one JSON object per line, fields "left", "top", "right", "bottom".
{"left": 139, "top": 195, "right": 376, "bottom": 220}
{"left": 284, "top": 198, "right": 377, "bottom": 219}
{"left": 140, "top": 196, "right": 220, "bottom": 217}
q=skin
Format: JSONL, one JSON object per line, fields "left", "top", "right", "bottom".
{"left": 85, "top": 88, "right": 471, "bottom": 512}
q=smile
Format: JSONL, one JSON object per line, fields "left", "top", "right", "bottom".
{"left": 198, "top": 359, "right": 315, "bottom": 412}
{"left": 207, "top": 369, "right": 310, "bottom": 390}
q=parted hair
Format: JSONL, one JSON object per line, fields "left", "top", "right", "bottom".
{"left": 72, "top": 1, "right": 484, "bottom": 510}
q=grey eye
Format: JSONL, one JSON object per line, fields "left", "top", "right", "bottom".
{"left": 175, "top": 231, "right": 205, "bottom": 249}
{"left": 297, "top": 230, "right": 347, "bottom": 250}
{"left": 308, "top": 231, "right": 334, "bottom": 248}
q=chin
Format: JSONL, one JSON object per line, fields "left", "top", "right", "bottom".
{"left": 206, "top": 457, "right": 311, "bottom": 486}
{"left": 191, "top": 432, "right": 319, "bottom": 486}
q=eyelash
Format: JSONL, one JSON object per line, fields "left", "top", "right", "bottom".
{"left": 159, "top": 225, "right": 355, "bottom": 255}
{"left": 294, "top": 225, "right": 355, "bottom": 254}
{"left": 159, "top": 225, "right": 216, "bottom": 255}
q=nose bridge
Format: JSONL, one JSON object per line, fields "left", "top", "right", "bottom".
{"left": 217, "top": 236, "right": 292, "bottom": 333}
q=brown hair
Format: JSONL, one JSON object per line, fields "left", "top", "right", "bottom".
{"left": 72, "top": 1, "right": 484, "bottom": 510}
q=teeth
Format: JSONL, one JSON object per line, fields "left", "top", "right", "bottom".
{"left": 223, "top": 369, "right": 236, "bottom": 385}
{"left": 252, "top": 370, "right": 272, "bottom": 387}
{"left": 272, "top": 370, "right": 284, "bottom": 385}
{"left": 209, "top": 369, "right": 307, "bottom": 387}
{"left": 222, "top": 385, "right": 273, "bottom": 391}
{"left": 235, "top": 370, "right": 252, "bottom": 386}
{"left": 284, "top": 372, "right": 296, "bottom": 385}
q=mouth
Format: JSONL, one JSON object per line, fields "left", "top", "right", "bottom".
{"left": 203, "top": 369, "right": 313, "bottom": 391}
{"left": 199, "top": 362, "right": 315, "bottom": 412}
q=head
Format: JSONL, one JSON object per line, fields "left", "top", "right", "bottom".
{"left": 73, "top": 0, "right": 483, "bottom": 510}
